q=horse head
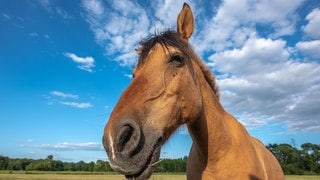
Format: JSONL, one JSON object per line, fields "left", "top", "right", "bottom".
{"left": 103, "top": 3, "right": 203, "bottom": 179}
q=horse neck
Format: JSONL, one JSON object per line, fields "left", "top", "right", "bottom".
{"left": 187, "top": 62, "right": 232, "bottom": 164}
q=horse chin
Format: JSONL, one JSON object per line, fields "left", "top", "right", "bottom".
{"left": 108, "top": 135, "right": 162, "bottom": 179}
{"left": 125, "top": 145, "right": 161, "bottom": 180}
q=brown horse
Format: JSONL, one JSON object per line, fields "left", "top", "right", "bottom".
{"left": 103, "top": 3, "right": 284, "bottom": 180}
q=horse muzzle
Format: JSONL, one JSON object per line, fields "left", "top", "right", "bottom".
{"left": 103, "top": 119, "right": 162, "bottom": 179}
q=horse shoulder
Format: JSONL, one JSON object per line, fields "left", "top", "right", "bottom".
{"left": 220, "top": 114, "right": 281, "bottom": 179}
{"left": 251, "top": 138, "right": 285, "bottom": 180}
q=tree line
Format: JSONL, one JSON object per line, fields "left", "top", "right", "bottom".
{"left": 266, "top": 143, "right": 320, "bottom": 175}
{"left": 0, "top": 143, "right": 319, "bottom": 174}
{"left": 0, "top": 155, "right": 111, "bottom": 172}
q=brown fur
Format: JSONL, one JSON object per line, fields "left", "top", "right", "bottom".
{"left": 137, "top": 31, "right": 220, "bottom": 100}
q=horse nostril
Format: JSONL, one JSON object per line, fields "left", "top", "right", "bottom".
{"left": 116, "top": 124, "right": 134, "bottom": 152}
{"left": 114, "top": 120, "right": 142, "bottom": 157}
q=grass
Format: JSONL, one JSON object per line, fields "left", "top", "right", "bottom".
{"left": 0, "top": 171, "right": 319, "bottom": 180}
{"left": 0, "top": 171, "right": 186, "bottom": 180}
{"left": 285, "top": 175, "right": 320, "bottom": 180}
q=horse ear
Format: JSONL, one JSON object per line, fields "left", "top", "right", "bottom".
{"left": 177, "top": 3, "right": 194, "bottom": 40}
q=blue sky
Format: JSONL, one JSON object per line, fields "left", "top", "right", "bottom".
{"left": 1, "top": 0, "right": 319, "bottom": 163}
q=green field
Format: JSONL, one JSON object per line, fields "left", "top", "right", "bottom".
{"left": 0, "top": 172, "right": 186, "bottom": 180}
{"left": 285, "top": 176, "right": 320, "bottom": 180}
{"left": 0, "top": 172, "right": 319, "bottom": 180}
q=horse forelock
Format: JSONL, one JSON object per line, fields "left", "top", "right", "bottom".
{"left": 136, "top": 30, "right": 220, "bottom": 100}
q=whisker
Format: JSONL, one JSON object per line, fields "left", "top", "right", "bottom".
{"left": 149, "top": 159, "right": 163, "bottom": 167}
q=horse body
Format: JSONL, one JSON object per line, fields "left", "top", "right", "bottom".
{"left": 103, "top": 3, "right": 284, "bottom": 179}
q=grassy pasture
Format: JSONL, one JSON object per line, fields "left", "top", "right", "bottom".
{"left": 0, "top": 172, "right": 319, "bottom": 180}
{"left": 0, "top": 173, "right": 183, "bottom": 180}
{"left": 0, "top": 171, "right": 186, "bottom": 180}
{"left": 285, "top": 176, "right": 320, "bottom": 180}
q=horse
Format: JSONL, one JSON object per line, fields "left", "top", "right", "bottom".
{"left": 103, "top": 3, "right": 284, "bottom": 180}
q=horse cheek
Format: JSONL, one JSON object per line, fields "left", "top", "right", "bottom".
{"left": 180, "top": 76, "right": 202, "bottom": 123}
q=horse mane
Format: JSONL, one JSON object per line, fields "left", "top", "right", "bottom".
{"left": 137, "top": 30, "right": 220, "bottom": 100}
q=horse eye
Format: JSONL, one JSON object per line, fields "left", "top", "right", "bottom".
{"left": 169, "top": 54, "right": 184, "bottom": 67}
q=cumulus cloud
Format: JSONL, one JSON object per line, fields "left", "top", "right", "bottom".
{"left": 302, "top": 8, "right": 320, "bottom": 39}
{"left": 81, "top": 0, "right": 193, "bottom": 66}
{"left": 150, "top": 0, "right": 190, "bottom": 31}
{"left": 284, "top": 85, "right": 320, "bottom": 132}
{"left": 295, "top": 40, "right": 320, "bottom": 59}
{"left": 37, "top": 142, "right": 103, "bottom": 151}
{"left": 82, "top": 0, "right": 150, "bottom": 66}
{"left": 64, "top": 52, "right": 95, "bottom": 72}
{"left": 196, "top": 0, "right": 320, "bottom": 132}
{"left": 193, "top": 0, "right": 304, "bottom": 54}
{"left": 210, "top": 38, "right": 290, "bottom": 75}
{"left": 209, "top": 36, "right": 320, "bottom": 131}
{"left": 82, "top": 0, "right": 104, "bottom": 15}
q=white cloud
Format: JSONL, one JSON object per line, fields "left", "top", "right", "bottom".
{"left": 2, "top": 13, "right": 11, "bottom": 20}
{"left": 210, "top": 38, "right": 289, "bottom": 75}
{"left": 193, "top": 0, "right": 304, "bottom": 54}
{"left": 81, "top": 0, "right": 195, "bottom": 66}
{"left": 50, "top": 91, "right": 79, "bottom": 99}
{"left": 47, "top": 91, "right": 92, "bottom": 109}
{"left": 283, "top": 85, "right": 320, "bottom": 132}
{"left": 29, "top": 32, "right": 38, "bottom": 37}
{"left": 295, "top": 40, "right": 320, "bottom": 59}
{"left": 209, "top": 36, "right": 320, "bottom": 131}
{"left": 303, "top": 8, "right": 320, "bottom": 39}
{"left": 37, "top": 142, "right": 103, "bottom": 151}
{"left": 82, "top": 0, "right": 104, "bottom": 15}
{"left": 60, "top": 102, "right": 93, "bottom": 109}
{"left": 124, "top": 73, "right": 133, "bottom": 79}
{"left": 38, "top": 0, "right": 51, "bottom": 12}
{"left": 195, "top": 1, "right": 320, "bottom": 132}
{"left": 38, "top": 0, "right": 72, "bottom": 20}
{"left": 151, "top": 0, "right": 190, "bottom": 31}
{"left": 64, "top": 52, "right": 95, "bottom": 72}
{"left": 55, "top": 7, "right": 72, "bottom": 20}
{"left": 249, "top": 0, "right": 304, "bottom": 37}
{"left": 82, "top": 0, "right": 149, "bottom": 66}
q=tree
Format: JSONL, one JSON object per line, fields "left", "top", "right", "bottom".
{"left": 75, "top": 161, "right": 88, "bottom": 171}
{"left": 53, "top": 160, "right": 64, "bottom": 171}
{"left": 0, "top": 156, "right": 9, "bottom": 170}
{"left": 63, "top": 162, "right": 76, "bottom": 171}
{"left": 155, "top": 158, "right": 187, "bottom": 173}
{"left": 94, "top": 160, "right": 106, "bottom": 172}
{"left": 301, "top": 143, "right": 320, "bottom": 174}
{"left": 87, "top": 161, "right": 95, "bottom": 172}
{"left": 47, "top": 155, "right": 53, "bottom": 160}
{"left": 266, "top": 143, "right": 302, "bottom": 174}
{"left": 8, "top": 159, "right": 22, "bottom": 170}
